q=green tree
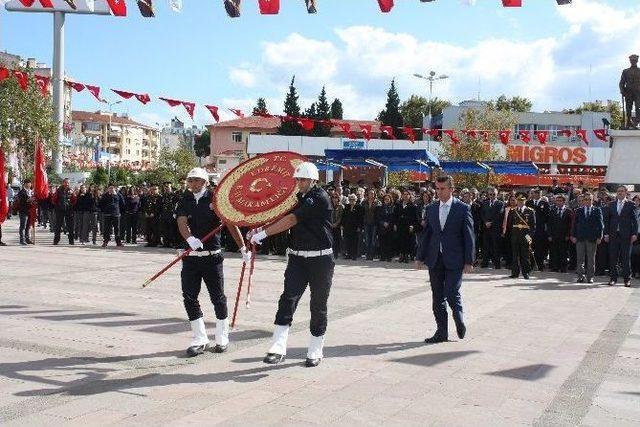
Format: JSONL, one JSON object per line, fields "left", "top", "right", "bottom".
{"left": 304, "top": 102, "right": 317, "bottom": 118}
{"left": 489, "top": 95, "right": 532, "bottom": 112}
{"left": 278, "top": 76, "right": 304, "bottom": 136}
{"left": 574, "top": 100, "right": 623, "bottom": 130}
{"left": 158, "top": 146, "right": 197, "bottom": 182}
{"left": 400, "top": 95, "right": 452, "bottom": 131}
{"left": 330, "top": 98, "right": 343, "bottom": 119}
{"left": 313, "top": 86, "right": 331, "bottom": 137}
{"left": 193, "top": 130, "right": 211, "bottom": 162}
{"left": 252, "top": 97, "right": 268, "bottom": 115}
{"left": 89, "top": 166, "right": 109, "bottom": 187}
{"left": 0, "top": 63, "right": 57, "bottom": 174}
{"left": 377, "top": 79, "right": 403, "bottom": 139}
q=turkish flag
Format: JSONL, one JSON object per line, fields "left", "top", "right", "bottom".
{"left": 135, "top": 93, "right": 151, "bottom": 104}
{"left": 338, "top": 123, "right": 356, "bottom": 139}
{"left": 499, "top": 130, "right": 511, "bottom": 145}
{"left": 360, "top": 125, "right": 372, "bottom": 141}
{"left": 34, "top": 141, "right": 49, "bottom": 200}
{"left": 502, "top": 0, "right": 522, "bottom": 6}
{"left": 159, "top": 96, "right": 182, "bottom": 107}
{"left": 229, "top": 109, "right": 244, "bottom": 118}
{"left": 297, "top": 118, "right": 315, "bottom": 131}
{"left": 576, "top": 129, "right": 588, "bottom": 144}
{"left": 593, "top": 129, "right": 608, "bottom": 142}
{"left": 206, "top": 105, "right": 220, "bottom": 122}
{"left": 12, "top": 70, "right": 28, "bottom": 90}
{"left": 480, "top": 131, "right": 490, "bottom": 143}
{"left": 535, "top": 130, "right": 549, "bottom": 145}
{"left": 85, "top": 85, "right": 104, "bottom": 102}
{"left": 34, "top": 75, "right": 50, "bottom": 96}
{"left": 0, "top": 67, "right": 9, "bottom": 82}
{"left": 427, "top": 128, "right": 440, "bottom": 139}
{"left": 378, "top": 0, "right": 393, "bottom": 13}
{"left": 113, "top": 89, "right": 151, "bottom": 105}
{"left": 69, "top": 81, "right": 85, "bottom": 92}
{"left": 403, "top": 127, "right": 416, "bottom": 143}
{"left": 0, "top": 149, "right": 7, "bottom": 224}
{"left": 106, "top": 0, "right": 127, "bottom": 16}
{"left": 380, "top": 125, "right": 396, "bottom": 140}
{"left": 443, "top": 129, "right": 460, "bottom": 144}
{"left": 112, "top": 89, "right": 135, "bottom": 100}
{"left": 259, "top": 0, "right": 279, "bottom": 14}
{"left": 559, "top": 129, "right": 572, "bottom": 137}
{"left": 182, "top": 102, "right": 196, "bottom": 119}
{"left": 463, "top": 129, "right": 478, "bottom": 139}
{"left": 518, "top": 130, "right": 531, "bottom": 144}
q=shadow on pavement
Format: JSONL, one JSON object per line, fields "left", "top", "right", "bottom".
{"left": 486, "top": 363, "right": 556, "bottom": 381}
{"left": 392, "top": 350, "right": 481, "bottom": 367}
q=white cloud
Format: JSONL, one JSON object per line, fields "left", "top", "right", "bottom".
{"left": 229, "top": 66, "right": 258, "bottom": 88}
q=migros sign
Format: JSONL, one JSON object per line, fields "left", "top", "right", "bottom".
{"left": 507, "top": 146, "right": 587, "bottom": 164}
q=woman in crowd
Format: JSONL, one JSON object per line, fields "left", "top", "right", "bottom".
{"left": 377, "top": 194, "right": 396, "bottom": 262}
{"left": 124, "top": 187, "right": 141, "bottom": 244}
{"left": 330, "top": 193, "right": 344, "bottom": 259}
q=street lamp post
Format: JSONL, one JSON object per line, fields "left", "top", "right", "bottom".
{"left": 413, "top": 71, "right": 449, "bottom": 140}
{"left": 105, "top": 100, "right": 122, "bottom": 183}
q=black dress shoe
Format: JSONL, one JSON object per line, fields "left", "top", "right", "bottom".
{"left": 608, "top": 280, "right": 616, "bottom": 286}
{"left": 305, "top": 358, "right": 322, "bottom": 367}
{"left": 186, "top": 343, "right": 209, "bottom": 357}
{"left": 509, "top": 274, "right": 518, "bottom": 278}
{"left": 263, "top": 353, "right": 285, "bottom": 364}
{"left": 424, "top": 335, "right": 448, "bottom": 344}
{"left": 522, "top": 274, "right": 530, "bottom": 280}
{"left": 456, "top": 323, "right": 466, "bottom": 339}
{"left": 577, "top": 276, "right": 585, "bottom": 283}
{"left": 624, "top": 280, "right": 631, "bottom": 288}
{"left": 212, "top": 344, "right": 227, "bottom": 353}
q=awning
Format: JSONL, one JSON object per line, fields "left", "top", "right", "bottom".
{"left": 484, "top": 161, "right": 539, "bottom": 176}
{"left": 439, "top": 161, "right": 491, "bottom": 174}
{"left": 324, "top": 149, "right": 440, "bottom": 167}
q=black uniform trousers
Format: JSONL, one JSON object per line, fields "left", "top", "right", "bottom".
{"left": 343, "top": 227, "right": 359, "bottom": 260}
{"left": 145, "top": 215, "right": 159, "bottom": 246}
{"left": 181, "top": 254, "right": 227, "bottom": 321}
{"left": 275, "top": 254, "right": 334, "bottom": 337}
{"left": 53, "top": 209, "right": 74, "bottom": 244}
{"left": 511, "top": 231, "right": 531, "bottom": 277}
{"left": 482, "top": 227, "right": 502, "bottom": 268}
{"left": 103, "top": 215, "right": 122, "bottom": 244}
{"left": 549, "top": 238, "right": 569, "bottom": 272}
{"left": 124, "top": 213, "right": 138, "bottom": 243}
{"left": 609, "top": 232, "right": 632, "bottom": 281}
{"left": 532, "top": 233, "right": 548, "bottom": 270}
{"left": 160, "top": 215, "right": 177, "bottom": 247}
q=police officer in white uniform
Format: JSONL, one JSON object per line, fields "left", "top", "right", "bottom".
{"left": 176, "top": 167, "right": 251, "bottom": 357}
{"left": 249, "top": 162, "right": 334, "bottom": 367}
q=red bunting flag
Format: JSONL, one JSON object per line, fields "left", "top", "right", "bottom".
{"left": 480, "top": 130, "right": 490, "bottom": 143}
{"left": 183, "top": 102, "right": 196, "bottom": 119}
{"left": 378, "top": 0, "right": 393, "bottom": 13}
{"left": 106, "top": 0, "right": 127, "bottom": 16}
{"left": 12, "top": 70, "right": 28, "bottom": 90}
{"left": 463, "top": 129, "right": 478, "bottom": 139}
{"left": 427, "top": 128, "right": 440, "bottom": 139}
{"left": 229, "top": 108, "right": 244, "bottom": 118}
{"left": 69, "top": 81, "right": 85, "bottom": 92}
{"left": 559, "top": 129, "right": 572, "bottom": 137}
{"left": 258, "top": 0, "right": 279, "bottom": 14}
{"left": 18, "top": 0, "right": 54, "bottom": 6}
{"left": 0, "top": 67, "right": 9, "bottom": 82}
{"left": 498, "top": 130, "right": 511, "bottom": 145}
{"left": 135, "top": 93, "right": 151, "bottom": 104}
{"left": 535, "top": 130, "right": 549, "bottom": 145}
{"left": 205, "top": 105, "right": 220, "bottom": 122}
{"left": 160, "top": 97, "right": 196, "bottom": 119}
{"left": 159, "top": 97, "right": 182, "bottom": 107}
{"left": 593, "top": 129, "right": 607, "bottom": 142}
{"left": 576, "top": 129, "right": 588, "bottom": 144}
{"left": 34, "top": 75, "right": 50, "bottom": 96}
{"left": 443, "top": 129, "right": 460, "bottom": 144}
{"left": 297, "top": 118, "right": 315, "bottom": 131}
{"left": 403, "top": 127, "right": 416, "bottom": 143}
{"left": 360, "top": 124, "right": 372, "bottom": 141}
{"left": 34, "top": 141, "right": 49, "bottom": 200}
{"left": 112, "top": 89, "right": 151, "bottom": 105}
{"left": 502, "top": 0, "right": 522, "bottom": 6}
{"left": 380, "top": 125, "right": 396, "bottom": 140}
{"left": 518, "top": 130, "right": 531, "bottom": 144}
{"left": 85, "top": 85, "right": 105, "bottom": 102}
{"left": 338, "top": 123, "right": 356, "bottom": 139}
{"left": 0, "top": 149, "right": 7, "bottom": 224}
{"left": 253, "top": 112, "right": 274, "bottom": 118}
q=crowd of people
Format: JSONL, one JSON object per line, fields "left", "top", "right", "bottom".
{"left": 2, "top": 177, "right": 639, "bottom": 285}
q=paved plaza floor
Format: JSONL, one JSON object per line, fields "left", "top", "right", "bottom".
{"left": 0, "top": 218, "right": 638, "bottom": 426}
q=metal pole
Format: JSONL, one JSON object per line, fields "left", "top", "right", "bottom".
{"left": 52, "top": 12, "right": 65, "bottom": 174}
{"left": 107, "top": 111, "right": 111, "bottom": 183}
{"left": 427, "top": 79, "right": 433, "bottom": 140}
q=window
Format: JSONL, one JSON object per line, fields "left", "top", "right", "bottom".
{"left": 218, "top": 159, "right": 227, "bottom": 165}
{"left": 126, "top": 149, "right": 131, "bottom": 155}
{"left": 231, "top": 132, "right": 242, "bottom": 143}
{"left": 126, "top": 138, "right": 131, "bottom": 144}
{"left": 136, "top": 150, "right": 140, "bottom": 155}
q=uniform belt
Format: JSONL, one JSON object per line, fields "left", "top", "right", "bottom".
{"left": 179, "top": 249, "right": 222, "bottom": 257}
{"left": 513, "top": 225, "right": 530, "bottom": 229}
{"left": 287, "top": 248, "right": 332, "bottom": 258}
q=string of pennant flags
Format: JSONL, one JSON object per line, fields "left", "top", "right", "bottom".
{"left": 1, "top": 63, "right": 606, "bottom": 146}
{"left": 7, "top": 0, "right": 557, "bottom": 18}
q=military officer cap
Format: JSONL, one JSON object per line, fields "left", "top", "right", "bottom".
{"left": 516, "top": 193, "right": 527, "bottom": 201}
{"left": 630, "top": 54, "right": 639, "bottom": 60}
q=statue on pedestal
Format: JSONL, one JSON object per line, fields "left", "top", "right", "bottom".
{"left": 620, "top": 54, "right": 640, "bottom": 129}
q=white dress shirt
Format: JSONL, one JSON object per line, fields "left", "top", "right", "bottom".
{"left": 439, "top": 198, "right": 452, "bottom": 231}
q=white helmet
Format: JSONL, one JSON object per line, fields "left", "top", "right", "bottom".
{"left": 187, "top": 167, "right": 209, "bottom": 182}
{"left": 293, "top": 162, "right": 319, "bottom": 181}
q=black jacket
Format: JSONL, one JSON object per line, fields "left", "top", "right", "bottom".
{"left": 99, "top": 192, "right": 125, "bottom": 217}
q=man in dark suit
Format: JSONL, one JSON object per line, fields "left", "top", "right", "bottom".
{"left": 480, "top": 187, "right": 504, "bottom": 269}
{"left": 395, "top": 190, "right": 417, "bottom": 263}
{"left": 526, "top": 188, "right": 550, "bottom": 271}
{"left": 416, "top": 175, "right": 475, "bottom": 344}
{"left": 571, "top": 193, "right": 604, "bottom": 283}
{"left": 548, "top": 194, "right": 572, "bottom": 272}
{"left": 604, "top": 186, "right": 639, "bottom": 287}
{"left": 341, "top": 194, "right": 363, "bottom": 260}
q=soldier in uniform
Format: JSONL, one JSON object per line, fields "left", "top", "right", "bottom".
{"left": 507, "top": 194, "right": 536, "bottom": 279}
{"left": 159, "top": 182, "right": 178, "bottom": 248}
{"left": 249, "top": 162, "right": 334, "bottom": 367}
{"left": 620, "top": 54, "right": 640, "bottom": 129}
{"left": 526, "top": 188, "right": 550, "bottom": 271}
{"left": 143, "top": 185, "right": 161, "bottom": 247}
{"left": 176, "top": 168, "right": 249, "bottom": 357}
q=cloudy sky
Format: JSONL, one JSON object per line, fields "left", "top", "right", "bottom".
{"left": 2, "top": 0, "right": 639, "bottom": 127}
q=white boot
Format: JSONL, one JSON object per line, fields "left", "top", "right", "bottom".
{"left": 268, "top": 325, "right": 290, "bottom": 355}
{"left": 187, "top": 318, "right": 210, "bottom": 357}
{"left": 306, "top": 335, "right": 325, "bottom": 362}
{"left": 214, "top": 318, "right": 229, "bottom": 352}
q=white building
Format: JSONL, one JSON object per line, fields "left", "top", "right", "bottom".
{"left": 160, "top": 117, "right": 202, "bottom": 151}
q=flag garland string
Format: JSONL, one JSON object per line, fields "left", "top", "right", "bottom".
{"left": 0, "top": 64, "right": 608, "bottom": 146}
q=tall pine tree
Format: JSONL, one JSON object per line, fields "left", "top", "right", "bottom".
{"left": 252, "top": 97, "right": 268, "bottom": 115}
{"left": 330, "top": 98, "right": 343, "bottom": 119}
{"left": 313, "top": 86, "right": 331, "bottom": 137}
{"left": 277, "top": 76, "right": 304, "bottom": 136}
{"left": 377, "top": 79, "right": 403, "bottom": 139}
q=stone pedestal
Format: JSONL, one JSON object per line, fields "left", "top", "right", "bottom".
{"left": 605, "top": 130, "right": 640, "bottom": 186}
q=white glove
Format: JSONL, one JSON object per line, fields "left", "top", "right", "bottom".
{"left": 186, "top": 236, "right": 203, "bottom": 251}
{"left": 240, "top": 246, "right": 252, "bottom": 264}
{"left": 246, "top": 227, "right": 263, "bottom": 241}
{"left": 250, "top": 230, "right": 267, "bottom": 246}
